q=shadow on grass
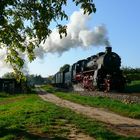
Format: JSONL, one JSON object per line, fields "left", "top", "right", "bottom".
{"left": 0, "top": 127, "right": 68, "bottom": 140}
{"left": 0, "top": 92, "right": 10, "bottom": 98}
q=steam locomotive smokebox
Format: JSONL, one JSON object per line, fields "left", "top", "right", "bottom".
{"left": 106, "top": 47, "right": 112, "bottom": 53}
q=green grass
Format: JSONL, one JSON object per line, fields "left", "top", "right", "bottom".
{"left": 0, "top": 93, "right": 139, "bottom": 140}
{"left": 125, "top": 80, "right": 140, "bottom": 93}
{"left": 41, "top": 84, "right": 56, "bottom": 93}
{"left": 55, "top": 92, "right": 140, "bottom": 119}
{"left": 0, "top": 92, "right": 12, "bottom": 99}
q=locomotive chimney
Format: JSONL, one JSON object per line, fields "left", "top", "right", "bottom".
{"left": 105, "top": 47, "right": 112, "bottom": 53}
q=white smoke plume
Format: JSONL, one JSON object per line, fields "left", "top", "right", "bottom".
{"left": 0, "top": 48, "right": 29, "bottom": 75}
{"left": 0, "top": 9, "right": 110, "bottom": 74}
{"left": 0, "top": 48, "right": 11, "bottom": 69}
{"left": 39, "top": 10, "right": 110, "bottom": 57}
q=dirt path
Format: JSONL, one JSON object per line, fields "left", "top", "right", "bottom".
{"left": 65, "top": 124, "right": 94, "bottom": 140}
{"left": 38, "top": 92, "right": 140, "bottom": 137}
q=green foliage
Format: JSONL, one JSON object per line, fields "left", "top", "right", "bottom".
{"left": 2, "top": 72, "right": 15, "bottom": 79}
{"left": 59, "top": 64, "right": 70, "bottom": 72}
{"left": 122, "top": 67, "right": 140, "bottom": 81}
{"left": 0, "top": 94, "right": 138, "bottom": 140}
{"left": 41, "top": 84, "right": 56, "bottom": 93}
{"left": 0, "top": 92, "right": 11, "bottom": 99}
{"left": 2, "top": 73, "right": 51, "bottom": 88}
{"left": 125, "top": 80, "right": 140, "bottom": 93}
{"left": 45, "top": 75, "right": 53, "bottom": 84}
{"left": 2, "top": 72, "right": 26, "bottom": 82}
{"left": 27, "top": 74, "right": 45, "bottom": 86}
{"left": 0, "top": 0, "right": 96, "bottom": 80}
{"left": 56, "top": 92, "right": 140, "bottom": 119}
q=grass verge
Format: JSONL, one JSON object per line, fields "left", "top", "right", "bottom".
{"left": 0, "top": 93, "right": 139, "bottom": 140}
{"left": 55, "top": 92, "right": 140, "bottom": 119}
{"left": 41, "top": 84, "right": 56, "bottom": 93}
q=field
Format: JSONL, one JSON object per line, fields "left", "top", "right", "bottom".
{"left": 0, "top": 92, "right": 139, "bottom": 140}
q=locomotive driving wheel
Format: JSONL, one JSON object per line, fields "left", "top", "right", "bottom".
{"left": 104, "top": 75, "right": 111, "bottom": 92}
{"left": 83, "top": 75, "right": 94, "bottom": 91}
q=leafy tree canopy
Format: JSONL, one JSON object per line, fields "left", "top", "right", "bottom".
{"left": 59, "top": 64, "right": 70, "bottom": 72}
{"left": 2, "top": 72, "right": 15, "bottom": 79}
{"left": 26, "top": 74, "right": 45, "bottom": 86}
{"left": 0, "top": 0, "right": 96, "bottom": 80}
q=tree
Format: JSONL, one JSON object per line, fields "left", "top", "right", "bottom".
{"left": 2, "top": 72, "right": 15, "bottom": 79}
{"left": 59, "top": 64, "right": 70, "bottom": 72}
{"left": 0, "top": 0, "right": 96, "bottom": 80}
{"left": 26, "top": 74, "right": 45, "bottom": 86}
{"left": 122, "top": 67, "right": 140, "bottom": 81}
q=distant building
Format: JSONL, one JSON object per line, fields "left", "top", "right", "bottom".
{"left": 0, "top": 78, "right": 23, "bottom": 93}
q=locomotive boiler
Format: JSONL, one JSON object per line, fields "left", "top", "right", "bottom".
{"left": 52, "top": 47, "right": 125, "bottom": 92}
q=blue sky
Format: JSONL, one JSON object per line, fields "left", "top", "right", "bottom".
{"left": 29, "top": 0, "right": 140, "bottom": 77}
{"left": 1, "top": 0, "right": 140, "bottom": 77}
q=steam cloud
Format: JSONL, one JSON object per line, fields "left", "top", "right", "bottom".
{"left": 0, "top": 48, "right": 29, "bottom": 75}
{"left": 0, "top": 10, "right": 110, "bottom": 74}
{"left": 38, "top": 10, "right": 110, "bottom": 57}
{"left": 0, "top": 48, "right": 11, "bottom": 69}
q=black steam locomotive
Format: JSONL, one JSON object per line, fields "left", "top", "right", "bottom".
{"left": 52, "top": 47, "right": 125, "bottom": 92}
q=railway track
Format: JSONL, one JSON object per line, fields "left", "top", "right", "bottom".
{"left": 38, "top": 85, "right": 140, "bottom": 103}
{"left": 72, "top": 83, "right": 140, "bottom": 103}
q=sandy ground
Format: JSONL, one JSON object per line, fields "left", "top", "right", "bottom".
{"left": 28, "top": 122, "right": 94, "bottom": 140}
{"left": 67, "top": 124, "right": 94, "bottom": 140}
{"left": 38, "top": 91, "right": 140, "bottom": 137}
